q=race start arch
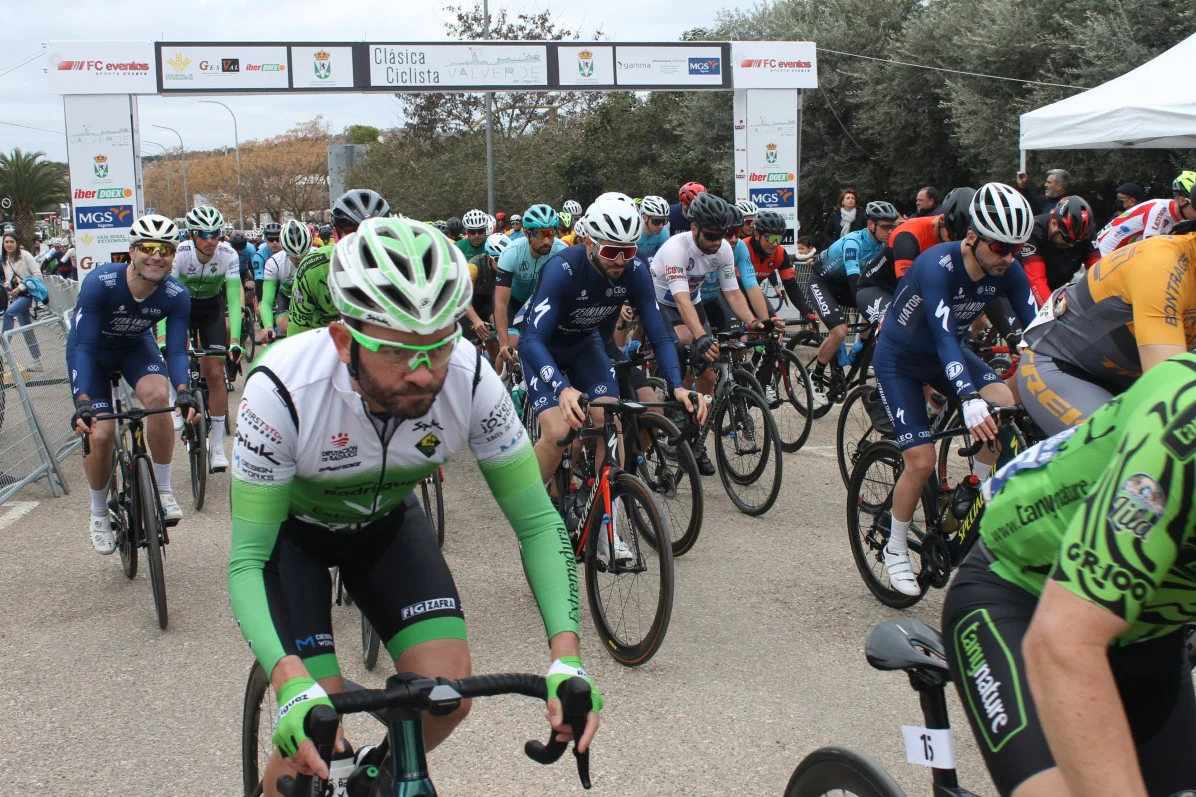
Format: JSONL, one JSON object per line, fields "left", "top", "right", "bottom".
{"left": 45, "top": 39, "right": 818, "bottom": 272}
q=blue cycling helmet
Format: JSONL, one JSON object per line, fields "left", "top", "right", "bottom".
{"left": 522, "top": 203, "right": 560, "bottom": 230}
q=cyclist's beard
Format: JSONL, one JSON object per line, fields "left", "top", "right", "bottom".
{"left": 589, "top": 252, "right": 624, "bottom": 279}
{"left": 355, "top": 359, "right": 447, "bottom": 419}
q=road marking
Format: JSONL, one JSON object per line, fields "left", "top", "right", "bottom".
{"left": 0, "top": 501, "right": 40, "bottom": 529}
{"left": 801, "top": 445, "right": 836, "bottom": 458}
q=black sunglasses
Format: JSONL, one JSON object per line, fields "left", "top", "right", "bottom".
{"left": 698, "top": 229, "right": 725, "bottom": 242}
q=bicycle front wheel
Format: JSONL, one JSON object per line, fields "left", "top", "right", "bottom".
{"left": 242, "top": 309, "right": 257, "bottom": 364}
{"left": 714, "top": 385, "right": 784, "bottom": 516}
{"left": 770, "top": 348, "right": 814, "bottom": 452}
{"left": 585, "top": 472, "right": 675, "bottom": 666}
{"left": 241, "top": 660, "right": 275, "bottom": 797}
{"left": 136, "top": 456, "right": 169, "bottom": 629}
{"left": 188, "top": 389, "right": 208, "bottom": 510}
{"left": 837, "top": 385, "right": 881, "bottom": 489}
{"left": 633, "top": 412, "right": 703, "bottom": 557}
{"left": 784, "top": 746, "right": 907, "bottom": 797}
{"left": 112, "top": 455, "right": 137, "bottom": 579}
{"left": 362, "top": 611, "right": 381, "bottom": 671}
{"left": 420, "top": 471, "right": 445, "bottom": 548}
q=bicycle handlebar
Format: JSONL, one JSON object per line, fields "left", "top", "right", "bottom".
{"left": 554, "top": 393, "right": 700, "bottom": 447}
{"left": 956, "top": 405, "right": 1033, "bottom": 458}
{"left": 80, "top": 406, "right": 177, "bottom": 456}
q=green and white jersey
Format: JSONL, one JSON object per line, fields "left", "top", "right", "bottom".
{"left": 287, "top": 244, "right": 335, "bottom": 334}
{"left": 172, "top": 239, "right": 240, "bottom": 299}
{"left": 979, "top": 352, "right": 1196, "bottom": 645}
{"left": 263, "top": 250, "right": 299, "bottom": 297}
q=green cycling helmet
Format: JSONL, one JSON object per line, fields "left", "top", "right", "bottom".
{"left": 1173, "top": 170, "right": 1196, "bottom": 196}
{"left": 522, "top": 203, "right": 560, "bottom": 230}
{"left": 558, "top": 211, "right": 573, "bottom": 229}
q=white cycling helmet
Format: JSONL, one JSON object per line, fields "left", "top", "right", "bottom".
{"left": 185, "top": 205, "right": 225, "bottom": 232}
{"left": 562, "top": 200, "right": 583, "bottom": 215}
{"left": 595, "top": 191, "right": 635, "bottom": 206}
{"left": 281, "top": 219, "right": 313, "bottom": 259}
{"left": 584, "top": 199, "right": 643, "bottom": 245}
{"left": 129, "top": 214, "right": 179, "bottom": 245}
{"left": 735, "top": 198, "right": 761, "bottom": 218}
{"left": 574, "top": 218, "right": 588, "bottom": 240}
{"left": 485, "top": 233, "right": 511, "bottom": 258}
{"left": 640, "top": 196, "right": 670, "bottom": 218}
{"left": 462, "top": 209, "right": 489, "bottom": 231}
{"left": 329, "top": 217, "right": 472, "bottom": 335}
{"left": 970, "top": 182, "right": 1034, "bottom": 244}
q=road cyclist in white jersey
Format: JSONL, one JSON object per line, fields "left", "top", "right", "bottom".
{"left": 259, "top": 219, "right": 312, "bottom": 345}
{"left": 170, "top": 205, "right": 244, "bottom": 471}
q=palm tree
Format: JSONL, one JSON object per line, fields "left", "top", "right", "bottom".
{"left": 0, "top": 148, "right": 68, "bottom": 249}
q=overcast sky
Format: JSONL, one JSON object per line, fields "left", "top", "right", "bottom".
{"left": 0, "top": 0, "right": 735, "bottom": 161}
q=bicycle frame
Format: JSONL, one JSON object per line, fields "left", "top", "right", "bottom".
{"left": 904, "top": 666, "right": 981, "bottom": 797}
{"left": 560, "top": 405, "right": 631, "bottom": 564}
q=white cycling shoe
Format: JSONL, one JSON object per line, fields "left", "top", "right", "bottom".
{"left": 160, "top": 492, "right": 183, "bottom": 525}
{"left": 764, "top": 385, "right": 778, "bottom": 404}
{"left": 173, "top": 412, "right": 184, "bottom": 432}
{"left": 883, "top": 546, "right": 921, "bottom": 596}
{"left": 210, "top": 443, "right": 229, "bottom": 473}
{"left": 90, "top": 514, "right": 116, "bottom": 555}
{"left": 597, "top": 531, "right": 635, "bottom": 566}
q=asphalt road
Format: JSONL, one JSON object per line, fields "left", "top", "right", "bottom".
{"left": 0, "top": 378, "right": 996, "bottom": 796}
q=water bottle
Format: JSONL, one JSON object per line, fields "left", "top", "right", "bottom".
{"left": 845, "top": 340, "right": 864, "bottom": 365}
{"left": 328, "top": 741, "right": 357, "bottom": 796}
{"left": 346, "top": 744, "right": 383, "bottom": 797}
{"left": 951, "top": 475, "right": 982, "bottom": 521}
{"left": 946, "top": 475, "right": 982, "bottom": 561}
{"left": 512, "top": 382, "right": 527, "bottom": 417}
{"left": 925, "top": 390, "right": 946, "bottom": 419}
{"left": 835, "top": 342, "right": 850, "bottom": 367}
{"left": 623, "top": 339, "right": 641, "bottom": 357}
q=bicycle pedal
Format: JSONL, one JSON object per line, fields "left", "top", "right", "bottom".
{"left": 163, "top": 516, "right": 181, "bottom": 528}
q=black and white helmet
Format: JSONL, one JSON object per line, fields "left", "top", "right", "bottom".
{"left": 563, "top": 200, "right": 583, "bottom": 215}
{"left": 865, "top": 201, "right": 899, "bottom": 222}
{"left": 735, "top": 198, "right": 761, "bottom": 217}
{"left": 970, "top": 182, "right": 1034, "bottom": 244}
{"left": 129, "top": 214, "right": 179, "bottom": 245}
{"left": 185, "top": 205, "right": 224, "bottom": 232}
{"left": 584, "top": 199, "right": 643, "bottom": 244}
{"left": 462, "top": 209, "right": 489, "bottom": 231}
{"left": 639, "top": 195, "right": 670, "bottom": 218}
{"left": 281, "top": 219, "right": 313, "bottom": 259}
{"left": 332, "top": 189, "right": 390, "bottom": 231}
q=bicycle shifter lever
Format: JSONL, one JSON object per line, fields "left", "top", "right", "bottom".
{"left": 524, "top": 677, "right": 593, "bottom": 789}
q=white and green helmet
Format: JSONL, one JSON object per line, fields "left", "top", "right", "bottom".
{"left": 185, "top": 205, "right": 225, "bottom": 232}
{"left": 329, "top": 217, "right": 472, "bottom": 334}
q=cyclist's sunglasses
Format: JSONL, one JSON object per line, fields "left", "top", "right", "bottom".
{"left": 135, "top": 241, "right": 177, "bottom": 257}
{"left": 264, "top": 235, "right": 280, "bottom": 243}
{"left": 192, "top": 229, "right": 221, "bottom": 240}
{"left": 527, "top": 227, "right": 557, "bottom": 239}
{"left": 761, "top": 233, "right": 784, "bottom": 245}
{"left": 465, "top": 228, "right": 487, "bottom": 235}
{"left": 596, "top": 243, "right": 638, "bottom": 261}
{"left": 344, "top": 323, "right": 461, "bottom": 371}
{"left": 645, "top": 217, "right": 667, "bottom": 226}
{"left": 698, "top": 229, "right": 725, "bottom": 242}
{"left": 978, "top": 236, "right": 1021, "bottom": 257}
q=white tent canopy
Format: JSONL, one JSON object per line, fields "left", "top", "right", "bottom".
{"left": 1020, "top": 31, "right": 1196, "bottom": 150}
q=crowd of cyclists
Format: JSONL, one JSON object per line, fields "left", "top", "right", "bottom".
{"left": 57, "top": 164, "right": 1196, "bottom": 796}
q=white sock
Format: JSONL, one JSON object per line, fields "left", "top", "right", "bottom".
{"left": 211, "top": 416, "right": 226, "bottom": 443}
{"left": 972, "top": 461, "right": 992, "bottom": 480}
{"left": 154, "top": 462, "right": 173, "bottom": 495}
{"left": 89, "top": 488, "right": 108, "bottom": 516}
{"left": 888, "top": 517, "right": 912, "bottom": 554}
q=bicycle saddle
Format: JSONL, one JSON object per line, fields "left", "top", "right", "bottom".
{"left": 865, "top": 619, "right": 948, "bottom": 675}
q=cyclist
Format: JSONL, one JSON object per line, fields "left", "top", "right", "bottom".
{"left": 260, "top": 220, "right": 312, "bottom": 344}
{"left": 562, "top": 199, "right": 583, "bottom": 217}
{"left": 702, "top": 204, "right": 766, "bottom": 336}
{"left": 874, "top": 182, "right": 1038, "bottom": 596}
{"left": 507, "top": 213, "right": 525, "bottom": 240}
{"left": 942, "top": 352, "right": 1196, "bottom": 797}
{"left": 495, "top": 210, "right": 509, "bottom": 233}
{"left": 1096, "top": 188, "right": 1196, "bottom": 256}
{"left": 444, "top": 216, "right": 464, "bottom": 243}
{"left": 251, "top": 224, "right": 279, "bottom": 303}
{"left": 455, "top": 209, "right": 489, "bottom": 260}
{"left": 171, "top": 205, "right": 242, "bottom": 471}
{"left": 1017, "top": 195, "right": 1100, "bottom": 305}
{"left": 317, "top": 225, "right": 332, "bottom": 247}
{"left": 747, "top": 210, "right": 812, "bottom": 319}
{"left": 1172, "top": 169, "right": 1196, "bottom": 199}
{"left": 557, "top": 211, "right": 576, "bottom": 245}
{"left": 669, "top": 181, "right": 707, "bottom": 236}
{"left": 493, "top": 204, "right": 566, "bottom": 365}
{"left": 519, "top": 198, "right": 704, "bottom": 484}
{"left": 68, "top": 215, "right": 197, "bottom": 550}
{"left": 462, "top": 232, "right": 509, "bottom": 351}
{"left": 637, "top": 195, "right": 671, "bottom": 261}
{"left": 808, "top": 201, "right": 899, "bottom": 401}
{"left": 229, "top": 231, "right": 259, "bottom": 299}
{"left": 229, "top": 217, "right": 600, "bottom": 792}
{"left": 1019, "top": 211, "right": 1196, "bottom": 436}
{"left": 289, "top": 189, "right": 390, "bottom": 335}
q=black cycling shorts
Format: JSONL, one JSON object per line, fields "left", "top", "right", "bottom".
{"left": 854, "top": 286, "right": 892, "bottom": 326}
{"left": 605, "top": 338, "right": 649, "bottom": 393}
{"left": 267, "top": 494, "right": 464, "bottom": 679}
{"left": 808, "top": 273, "right": 854, "bottom": 329}
{"left": 189, "top": 295, "right": 228, "bottom": 356}
{"left": 702, "top": 293, "right": 743, "bottom": 336}
{"left": 943, "top": 547, "right": 1196, "bottom": 797}
{"left": 660, "top": 301, "right": 712, "bottom": 340}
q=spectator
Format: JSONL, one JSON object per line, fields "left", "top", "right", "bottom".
{"left": 914, "top": 186, "right": 940, "bottom": 217}
{"left": 2, "top": 233, "right": 44, "bottom": 366}
{"left": 1104, "top": 182, "right": 1145, "bottom": 228}
{"left": 821, "top": 187, "right": 865, "bottom": 247}
{"left": 1015, "top": 168, "right": 1070, "bottom": 214}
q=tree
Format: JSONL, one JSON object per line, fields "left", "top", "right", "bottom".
{"left": 346, "top": 125, "right": 382, "bottom": 145}
{"left": 0, "top": 149, "right": 68, "bottom": 248}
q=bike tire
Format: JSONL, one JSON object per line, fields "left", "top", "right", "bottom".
{"left": 242, "top": 309, "right": 257, "bottom": 365}
{"left": 189, "top": 389, "right": 208, "bottom": 511}
{"left": 241, "top": 660, "right": 273, "bottom": 797}
{"left": 0, "top": 380, "right": 6, "bottom": 433}
{"left": 362, "top": 611, "right": 381, "bottom": 671}
{"left": 136, "top": 456, "right": 169, "bottom": 629}
{"left": 837, "top": 384, "right": 881, "bottom": 489}
{"left": 585, "top": 472, "right": 675, "bottom": 666}
{"left": 935, "top": 405, "right": 973, "bottom": 492}
{"left": 845, "top": 441, "right": 931, "bottom": 609}
{"left": 714, "top": 385, "right": 784, "bottom": 516}
{"left": 421, "top": 472, "right": 446, "bottom": 549}
{"left": 633, "top": 412, "right": 704, "bottom": 557}
{"left": 783, "top": 746, "right": 907, "bottom": 797}
{"left": 770, "top": 348, "right": 814, "bottom": 452}
{"left": 113, "top": 452, "right": 137, "bottom": 579}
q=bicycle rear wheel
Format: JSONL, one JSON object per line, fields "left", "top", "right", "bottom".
{"left": 769, "top": 348, "right": 814, "bottom": 452}
{"left": 784, "top": 746, "right": 907, "bottom": 797}
{"left": 188, "top": 390, "right": 208, "bottom": 510}
{"left": 714, "top": 385, "right": 784, "bottom": 516}
{"left": 136, "top": 456, "right": 169, "bottom": 629}
{"left": 241, "top": 660, "right": 274, "bottom": 797}
{"left": 420, "top": 470, "right": 446, "bottom": 548}
{"left": 362, "top": 611, "right": 381, "bottom": 671}
{"left": 242, "top": 308, "right": 257, "bottom": 364}
{"left": 585, "top": 472, "right": 675, "bottom": 666}
{"left": 632, "top": 412, "right": 703, "bottom": 557}
{"left": 837, "top": 385, "right": 881, "bottom": 489}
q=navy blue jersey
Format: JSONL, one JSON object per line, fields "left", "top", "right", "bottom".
{"left": 70, "top": 262, "right": 192, "bottom": 394}
{"left": 519, "top": 245, "right": 684, "bottom": 393}
{"left": 668, "top": 202, "right": 690, "bottom": 237}
{"left": 877, "top": 242, "right": 1037, "bottom": 398}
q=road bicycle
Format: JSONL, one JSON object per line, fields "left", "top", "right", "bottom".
{"left": 83, "top": 376, "right": 176, "bottom": 630}
{"left": 845, "top": 405, "right": 1038, "bottom": 608}
{"left": 788, "top": 318, "right": 878, "bottom": 419}
{"left": 184, "top": 341, "right": 228, "bottom": 511}
{"left": 555, "top": 396, "right": 675, "bottom": 666}
{"left": 739, "top": 321, "right": 815, "bottom": 452}
{"left": 241, "top": 664, "right": 595, "bottom": 796}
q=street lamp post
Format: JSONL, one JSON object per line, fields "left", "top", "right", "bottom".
{"left": 152, "top": 124, "right": 189, "bottom": 211}
{"left": 484, "top": 0, "right": 496, "bottom": 216}
{"left": 200, "top": 100, "right": 244, "bottom": 230}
